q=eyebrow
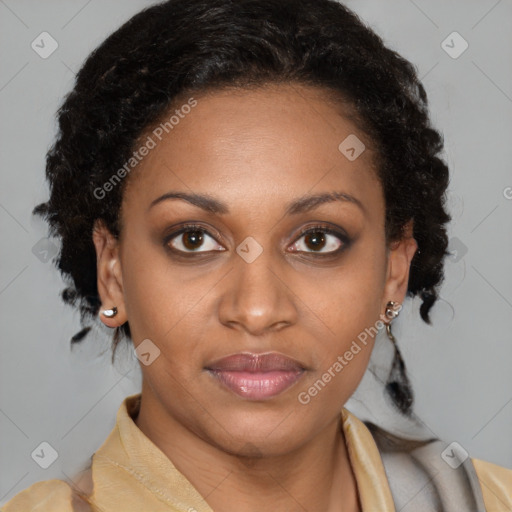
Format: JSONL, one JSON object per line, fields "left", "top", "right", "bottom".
{"left": 148, "top": 190, "right": 365, "bottom": 216}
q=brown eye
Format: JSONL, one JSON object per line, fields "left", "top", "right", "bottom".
{"left": 166, "top": 225, "right": 225, "bottom": 253}
{"left": 303, "top": 231, "right": 327, "bottom": 251}
{"left": 182, "top": 230, "right": 204, "bottom": 250}
{"left": 289, "top": 226, "right": 347, "bottom": 254}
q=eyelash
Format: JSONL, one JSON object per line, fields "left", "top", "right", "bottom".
{"left": 163, "top": 223, "right": 350, "bottom": 257}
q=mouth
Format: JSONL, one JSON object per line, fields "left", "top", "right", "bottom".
{"left": 204, "top": 352, "right": 306, "bottom": 401}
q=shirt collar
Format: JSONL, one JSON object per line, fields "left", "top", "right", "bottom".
{"left": 89, "top": 393, "right": 395, "bottom": 511}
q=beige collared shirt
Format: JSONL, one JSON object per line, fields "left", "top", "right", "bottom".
{"left": 3, "top": 393, "right": 511, "bottom": 511}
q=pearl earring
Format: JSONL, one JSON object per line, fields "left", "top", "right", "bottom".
{"left": 101, "top": 307, "right": 118, "bottom": 318}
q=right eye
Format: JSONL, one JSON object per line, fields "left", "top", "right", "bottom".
{"left": 165, "top": 224, "right": 226, "bottom": 254}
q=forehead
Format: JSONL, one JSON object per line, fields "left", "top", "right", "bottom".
{"left": 122, "top": 83, "right": 383, "bottom": 219}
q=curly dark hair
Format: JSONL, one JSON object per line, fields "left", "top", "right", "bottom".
{"left": 34, "top": 0, "right": 451, "bottom": 415}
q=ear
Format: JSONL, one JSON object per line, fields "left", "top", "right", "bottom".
{"left": 381, "top": 219, "right": 418, "bottom": 312}
{"left": 92, "top": 219, "right": 127, "bottom": 327}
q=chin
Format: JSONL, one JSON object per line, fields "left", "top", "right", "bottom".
{"left": 201, "top": 405, "right": 312, "bottom": 456}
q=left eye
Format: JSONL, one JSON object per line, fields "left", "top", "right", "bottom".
{"left": 289, "top": 228, "right": 344, "bottom": 254}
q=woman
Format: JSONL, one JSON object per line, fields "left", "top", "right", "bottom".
{"left": 4, "top": 0, "right": 511, "bottom": 510}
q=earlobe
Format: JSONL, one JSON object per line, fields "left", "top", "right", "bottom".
{"left": 92, "top": 220, "right": 127, "bottom": 327}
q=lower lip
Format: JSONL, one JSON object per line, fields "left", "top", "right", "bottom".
{"left": 207, "top": 369, "right": 304, "bottom": 400}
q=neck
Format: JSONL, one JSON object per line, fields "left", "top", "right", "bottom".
{"left": 134, "top": 390, "right": 361, "bottom": 512}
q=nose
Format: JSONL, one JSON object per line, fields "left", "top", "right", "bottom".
{"left": 217, "top": 246, "right": 299, "bottom": 336}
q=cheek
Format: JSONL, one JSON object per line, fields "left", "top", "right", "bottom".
{"left": 300, "top": 246, "right": 386, "bottom": 386}
{"left": 119, "top": 237, "right": 205, "bottom": 345}
{"left": 304, "top": 243, "right": 386, "bottom": 341}
{"left": 294, "top": 279, "right": 382, "bottom": 414}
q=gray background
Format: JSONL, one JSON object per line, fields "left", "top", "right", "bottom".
{"left": 1, "top": 0, "right": 511, "bottom": 505}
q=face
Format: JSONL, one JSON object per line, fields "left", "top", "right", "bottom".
{"left": 93, "top": 83, "right": 417, "bottom": 457}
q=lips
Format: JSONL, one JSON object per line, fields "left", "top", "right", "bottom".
{"left": 205, "top": 352, "right": 306, "bottom": 400}
{"left": 206, "top": 352, "right": 305, "bottom": 372}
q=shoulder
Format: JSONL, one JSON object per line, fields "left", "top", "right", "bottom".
{"left": 1, "top": 479, "right": 92, "bottom": 512}
{"left": 472, "top": 457, "right": 512, "bottom": 511}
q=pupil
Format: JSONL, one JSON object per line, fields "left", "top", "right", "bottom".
{"left": 183, "top": 230, "right": 203, "bottom": 250}
{"left": 306, "top": 231, "right": 325, "bottom": 251}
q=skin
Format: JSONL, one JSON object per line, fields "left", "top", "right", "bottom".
{"left": 92, "top": 83, "right": 417, "bottom": 512}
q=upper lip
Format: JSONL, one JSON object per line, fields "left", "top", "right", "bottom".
{"left": 205, "top": 352, "right": 306, "bottom": 372}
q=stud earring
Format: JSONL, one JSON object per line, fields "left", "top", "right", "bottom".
{"left": 101, "top": 307, "right": 118, "bottom": 318}
{"left": 383, "top": 300, "right": 414, "bottom": 416}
